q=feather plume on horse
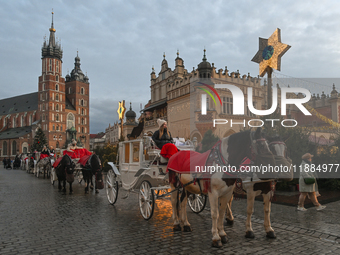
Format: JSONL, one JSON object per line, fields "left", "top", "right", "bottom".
{"left": 167, "top": 127, "right": 276, "bottom": 248}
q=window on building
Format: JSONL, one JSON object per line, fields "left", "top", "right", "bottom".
{"left": 56, "top": 125, "right": 59, "bottom": 131}
{"left": 60, "top": 125, "right": 63, "bottom": 131}
{"left": 12, "top": 141, "right": 16, "bottom": 155}
{"left": 21, "top": 116, "right": 24, "bottom": 127}
{"left": 43, "top": 84, "right": 46, "bottom": 91}
{"left": 12, "top": 117, "right": 16, "bottom": 128}
{"left": 56, "top": 84, "right": 59, "bottom": 91}
{"left": 42, "top": 113, "right": 45, "bottom": 121}
{"left": 56, "top": 75, "right": 59, "bottom": 81}
{"left": 69, "top": 87, "right": 72, "bottom": 94}
{"left": 49, "top": 59, "right": 52, "bottom": 71}
{"left": 56, "top": 61, "right": 59, "bottom": 73}
{"left": 81, "top": 108, "right": 84, "bottom": 115}
{"left": 81, "top": 87, "right": 84, "bottom": 95}
{"left": 42, "top": 104, "right": 45, "bottom": 111}
{"left": 222, "top": 97, "right": 233, "bottom": 115}
{"left": 56, "top": 141, "right": 59, "bottom": 148}
{"left": 56, "top": 104, "right": 59, "bottom": 111}
{"left": 56, "top": 114, "right": 59, "bottom": 122}
{"left": 82, "top": 127, "right": 84, "bottom": 133}
{"left": 81, "top": 118, "right": 84, "bottom": 125}
{"left": 81, "top": 99, "right": 84, "bottom": 106}
{"left": 3, "top": 141, "right": 7, "bottom": 155}
{"left": 56, "top": 94, "right": 59, "bottom": 101}
{"left": 29, "top": 115, "right": 32, "bottom": 125}
{"left": 53, "top": 124, "right": 55, "bottom": 130}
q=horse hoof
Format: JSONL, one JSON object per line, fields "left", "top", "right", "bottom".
{"left": 173, "top": 225, "right": 181, "bottom": 231}
{"left": 90, "top": 185, "right": 94, "bottom": 190}
{"left": 245, "top": 231, "right": 255, "bottom": 239}
{"left": 225, "top": 218, "right": 234, "bottom": 226}
{"left": 211, "top": 240, "right": 223, "bottom": 248}
{"left": 266, "top": 231, "right": 276, "bottom": 239}
{"left": 95, "top": 189, "right": 99, "bottom": 194}
{"left": 220, "top": 235, "right": 228, "bottom": 244}
{"left": 183, "top": 226, "right": 192, "bottom": 232}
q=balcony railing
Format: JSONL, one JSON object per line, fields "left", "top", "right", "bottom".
{"left": 145, "top": 116, "right": 167, "bottom": 127}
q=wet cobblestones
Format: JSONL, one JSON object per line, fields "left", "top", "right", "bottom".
{"left": 1, "top": 168, "right": 340, "bottom": 254}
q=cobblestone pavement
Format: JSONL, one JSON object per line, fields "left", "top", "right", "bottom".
{"left": 1, "top": 168, "right": 340, "bottom": 255}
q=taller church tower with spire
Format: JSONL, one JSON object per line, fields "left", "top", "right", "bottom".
{"left": 37, "top": 12, "right": 90, "bottom": 150}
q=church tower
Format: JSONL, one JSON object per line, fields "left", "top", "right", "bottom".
{"left": 38, "top": 11, "right": 66, "bottom": 149}
{"left": 65, "top": 52, "right": 90, "bottom": 149}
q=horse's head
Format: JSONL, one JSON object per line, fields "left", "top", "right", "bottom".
{"left": 268, "top": 136, "right": 287, "bottom": 158}
{"left": 249, "top": 127, "right": 276, "bottom": 167}
{"left": 63, "top": 154, "right": 75, "bottom": 175}
{"left": 90, "top": 155, "right": 104, "bottom": 189}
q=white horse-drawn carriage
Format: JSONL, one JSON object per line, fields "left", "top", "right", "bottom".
{"left": 106, "top": 136, "right": 207, "bottom": 220}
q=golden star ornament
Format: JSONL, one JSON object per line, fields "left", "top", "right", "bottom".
{"left": 117, "top": 101, "right": 126, "bottom": 120}
{"left": 252, "top": 28, "right": 291, "bottom": 77}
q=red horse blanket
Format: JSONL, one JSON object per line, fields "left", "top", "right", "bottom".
{"left": 63, "top": 148, "right": 92, "bottom": 159}
{"left": 78, "top": 155, "right": 92, "bottom": 167}
{"left": 53, "top": 157, "right": 62, "bottom": 168}
{"left": 167, "top": 150, "right": 211, "bottom": 174}
{"left": 40, "top": 154, "right": 49, "bottom": 160}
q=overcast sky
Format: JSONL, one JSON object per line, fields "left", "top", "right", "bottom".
{"left": 1, "top": 0, "right": 340, "bottom": 133}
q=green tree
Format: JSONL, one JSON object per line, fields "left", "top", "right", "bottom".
{"left": 94, "top": 143, "right": 118, "bottom": 171}
{"left": 32, "top": 127, "right": 47, "bottom": 152}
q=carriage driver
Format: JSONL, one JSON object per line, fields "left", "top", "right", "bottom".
{"left": 152, "top": 119, "right": 178, "bottom": 159}
{"left": 66, "top": 139, "right": 83, "bottom": 152}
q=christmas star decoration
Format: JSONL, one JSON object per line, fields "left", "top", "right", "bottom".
{"left": 117, "top": 101, "right": 126, "bottom": 120}
{"left": 251, "top": 28, "right": 291, "bottom": 77}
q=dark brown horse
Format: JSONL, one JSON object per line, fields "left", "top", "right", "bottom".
{"left": 55, "top": 154, "right": 76, "bottom": 194}
{"left": 81, "top": 154, "right": 104, "bottom": 194}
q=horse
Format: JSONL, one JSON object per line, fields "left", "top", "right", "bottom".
{"left": 55, "top": 154, "right": 76, "bottom": 194}
{"left": 167, "top": 127, "right": 276, "bottom": 248}
{"left": 81, "top": 154, "right": 104, "bottom": 194}
{"left": 225, "top": 135, "right": 292, "bottom": 239}
{"left": 20, "top": 154, "right": 27, "bottom": 170}
{"left": 36, "top": 156, "right": 52, "bottom": 178}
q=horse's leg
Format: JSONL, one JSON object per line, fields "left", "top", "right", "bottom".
{"left": 62, "top": 180, "right": 66, "bottom": 194}
{"left": 170, "top": 183, "right": 181, "bottom": 231}
{"left": 58, "top": 179, "right": 62, "bottom": 191}
{"left": 69, "top": 181, "right": 73, "bottom": 195}
{"left": 180, "top": 190, "right": 191, "bottom": 232}
{"left": 245, "top": 188, "right": 256, "bottom": 238}
{"left": 90, "top": 176, "right": 94, "bottom": 190}
{"left": 225, "top": 195, "right": 234, "bottom": 226}
{"left": 83, "top": 171, "right": 89, "bottom": 194}
{"left": 208, "top": 191, "right": 222, "bottom": 248}
{"left": 263, "top": 191, "right": 276, "bottom": 238}
{"left": 218, "top": 191, "right": 233, "bottom": 244}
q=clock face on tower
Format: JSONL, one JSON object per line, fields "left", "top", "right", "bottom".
{"left": 262, "top": 45, "right": 274, "bottom": 60}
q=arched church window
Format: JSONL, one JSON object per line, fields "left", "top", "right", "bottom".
{"left": 56, "top": 104, "right": 59, "bottom": 111}
{"left": 56, "top": 84, "right": 59, "bottom": 91}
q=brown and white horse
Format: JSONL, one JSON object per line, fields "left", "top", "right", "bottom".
{"left": 167, "top": 128, "right": 276, "bottom": 248}
{"left": 225, "top": 136, "right": 291, "bottom": 239}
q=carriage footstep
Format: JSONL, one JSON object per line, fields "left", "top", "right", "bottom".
{"left": 245, "top": 231, "right": 255, "bottom": 239}
{"left": 266, "top": 231, "right": 276, "bottom": 239}
{"left": 183, "top": 225, "right": 192, "bottom": 232}
{"left": 220, "top": 235, "right": 228, "bottom": 244}
{"left": 211, "top": 240, "right": 223, "bottom": 248}
{"left": 173, "top": 225, "right": 181, "bottom": 231}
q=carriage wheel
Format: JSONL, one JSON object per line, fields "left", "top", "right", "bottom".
{"left": 188, "top": 194, "right": 207, "bottom": 213}
{"left": 139, "top": 181, "right": 155, "bottom": 220}
{"left": 106, "top": 170, "right": 118, "bottom": 205}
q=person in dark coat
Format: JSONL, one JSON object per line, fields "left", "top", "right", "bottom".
{"left": 152, "top": 119, "right": 173, "bottom": 149}
{"left": 152, "top": 119, "right": 178, "bottom": 159}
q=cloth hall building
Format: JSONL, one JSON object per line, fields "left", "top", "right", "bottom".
{"left": 0, "top": 14, "right": 90, "bottom": 159}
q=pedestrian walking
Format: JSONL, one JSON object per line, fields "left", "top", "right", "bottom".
{"left": 297, "top": 153, "right": 326, "bottom": 211}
